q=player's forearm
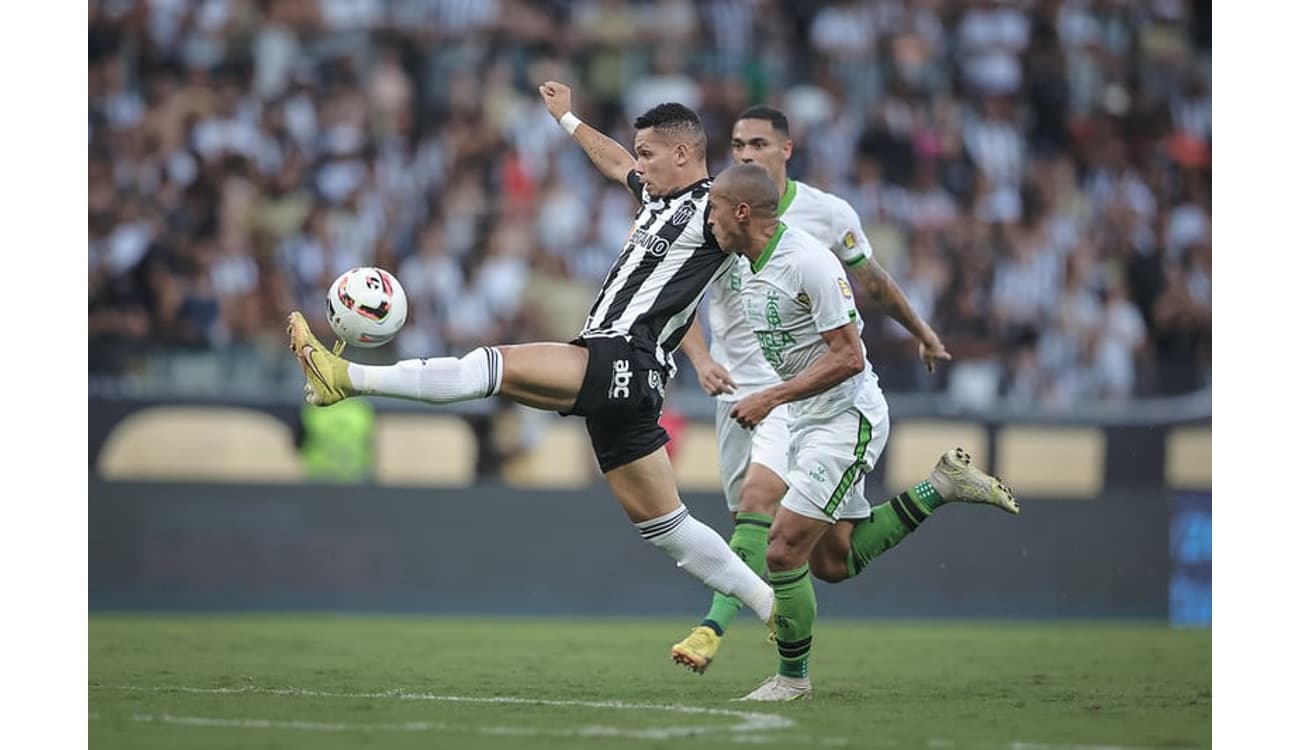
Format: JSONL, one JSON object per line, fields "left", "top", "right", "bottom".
{"left": 851, "top": 261, "right": 940, "bottom": 346}
{"left": 761, "top": 347, "right": 863, "bottom": 408}
{"left": 679, "top": 316, "right": 712, "bottom": 367}
{"left": 570, "top": 121, "right": 636, "bottom": 184}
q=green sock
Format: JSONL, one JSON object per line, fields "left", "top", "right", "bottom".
{"left": 911, "top": 479, "right": 945, "bottom": 512}
{"left": 845, "top": 481, "right": 941, "bottom": 579}
{"left": 701, "top": 512, "right": 771, "bottom": 635}
{"left": 770, "top": 563, "right": 816, "bottom": 679}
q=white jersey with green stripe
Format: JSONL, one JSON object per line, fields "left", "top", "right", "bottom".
{"left": 779, "top": 179, "right": 872, "bottom": 269}
{"left": 742, "top": 222, "right": 886, "bottom": 425}
{"left": 705, "top": 179, "right": 873, "bottom": 401}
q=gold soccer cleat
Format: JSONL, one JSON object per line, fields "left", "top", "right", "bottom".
{"left": 671, "top": 626, "right": 723, "bottom": 674}
{"left": 287, "top": 311, "right": 354, "bottom": 407}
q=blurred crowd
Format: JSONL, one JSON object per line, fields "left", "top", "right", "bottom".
{"left": 89, "top": 0, "right": 1211, "bottom": 406}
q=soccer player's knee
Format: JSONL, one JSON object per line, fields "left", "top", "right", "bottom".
{"left": 765, "top": 535, "right": 801, "bottom": 572}
{"left": 736, "top": 479, "right": 781, "bottom": 516}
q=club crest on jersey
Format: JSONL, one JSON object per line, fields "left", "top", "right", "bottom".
{"left": 670, "top": 201, "right": 697, "bottom": 226}
{"left": 765, "top": 290, "right": 783, "bottom": 328}
{"left": 842, "top": 231, "right": 857, "bottom": 249}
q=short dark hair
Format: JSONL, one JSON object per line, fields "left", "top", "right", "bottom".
{"left": 736, "top": 105, "right": 790, "bottom": 137}
{"left": 634, "top": 102, "right": 702, "bottom": 131}
{"left": 634, "top": 102, "right": 707, "bottom": 161}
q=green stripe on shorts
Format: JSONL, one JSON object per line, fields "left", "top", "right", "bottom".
{"left": 822, "top": 412, "right": 872, "bottom": 517}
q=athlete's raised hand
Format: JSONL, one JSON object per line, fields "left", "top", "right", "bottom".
{"left": 538, "top": 80, "right": 573, "bottom": 122}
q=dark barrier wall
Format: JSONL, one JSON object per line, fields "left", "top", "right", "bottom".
{"left": 89, "top": 480, "right": 1170, "bottom": 619}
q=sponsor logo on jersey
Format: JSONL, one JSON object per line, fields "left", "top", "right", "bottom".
{"left": 837, "top": 278, "right": 853, "bottom": 300}
{"left": 756, "top": 329, "right": 796, "bottom": 367}
{"left": 647, "top": 370, "right": 664, "bottom": 398}
{"left": 609, "top": 359, "right": 633, "bottom": 399}
{"left": 629, "top": 226, "right": 671, "bottom": 257}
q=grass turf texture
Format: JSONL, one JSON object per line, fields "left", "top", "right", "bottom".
{"left": 89, "top": 615, "right": 1209, "bottom": 750}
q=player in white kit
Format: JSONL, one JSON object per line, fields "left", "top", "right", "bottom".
{"left": 672, "top": 107, "right": 1002, "bottom": 676}
{"left": 696, "top": 165, "right": 1019, "bottom": 701}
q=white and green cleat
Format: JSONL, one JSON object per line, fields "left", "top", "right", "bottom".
{"left": 928, "top": 448, "right": 1019, "bottom": 515}
{"left": 735, "top": 675, "right": 812, "bottom": 702}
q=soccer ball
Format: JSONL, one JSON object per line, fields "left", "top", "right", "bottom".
{"left": 325, "top": 266, "right": 408, "bottom": 348}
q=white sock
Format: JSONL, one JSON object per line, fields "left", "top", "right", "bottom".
{"left": 636, "top": 506, "right": 774, "bottom": 622}
{"left": 348, "top": 347, "right": 503, "bottom": 404}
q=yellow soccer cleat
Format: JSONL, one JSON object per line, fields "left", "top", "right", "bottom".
{"left": 929, "top": 448, "right": 1020, "bottom": 515}
{"left": 287, "top": 311, "right": 355, "bottom": 407}
{"left": 671, "top": 626, "right": 723, "bottom": 675}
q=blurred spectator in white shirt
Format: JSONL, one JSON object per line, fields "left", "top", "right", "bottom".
{"left": 957, "top": 0, "right": 1031, "bottom": 96}
{"left": 963, "top": 96, "right": 1026, "bottom": 191}
{"left": 1090, "top": 279, "right": 1147, "bottom": 399}
{"left": 991, "top": 225, "right": 1061, "bottom": 339}
{"left": 623, "top": 48, "right": 702, "bottom": 124}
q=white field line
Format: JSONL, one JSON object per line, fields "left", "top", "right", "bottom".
{"left": 91, "top": 684, "right": 793, "bottom": 739}
{"left": 128, "top": 714, "right": 450, "bottom": 733}
{"left": 89, "top": 684, "right": 1199, "bottom": 750}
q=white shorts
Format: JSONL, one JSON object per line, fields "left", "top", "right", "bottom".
{"left": 715, "top": 397, "right": 791, "bottom": 511}
{"left": 781, "top": 400, "right": 891, "bottom": 524}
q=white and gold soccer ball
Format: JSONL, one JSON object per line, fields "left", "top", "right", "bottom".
{"left": 325, "top": 266, "right": 408, "bottom": 348}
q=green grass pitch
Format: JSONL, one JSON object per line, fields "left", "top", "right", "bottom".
{"left": 89, "top": 615, "right": 1210, "bottom": 749}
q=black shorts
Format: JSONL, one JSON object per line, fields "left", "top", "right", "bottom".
{"left": 563, "top": 336, "right": 670, "bottom": 473}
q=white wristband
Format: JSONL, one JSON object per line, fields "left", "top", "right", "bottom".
{"left": 559, "top": 111, "right": 582, "bottom": 136}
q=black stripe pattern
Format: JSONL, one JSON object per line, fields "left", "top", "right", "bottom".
{"left": 586, "top": 204, "right": 662, "bottom": 325}
{"left": 597, "top": 201, "right": 694, "bottom": 328}
{"left": 777, "top": 635, "right": 813, "bottom": 659}
{"left": 582, "top": 179, "right": 725, "bottom": 372}
{"left": 481, "top": 346, "right": 501, "bottom": 397}
{"left": 770, "top": 567, "right": 809, "bottom": 587}
{"left": 638, "top": 507, "right": 689, "bottom": 541}
{"left": 889, "top": 491, "right": 929, "bottom": 531}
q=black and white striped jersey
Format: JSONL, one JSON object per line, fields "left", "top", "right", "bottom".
{"left": 579, "top": 171, "right": 734, "bottom": 375}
